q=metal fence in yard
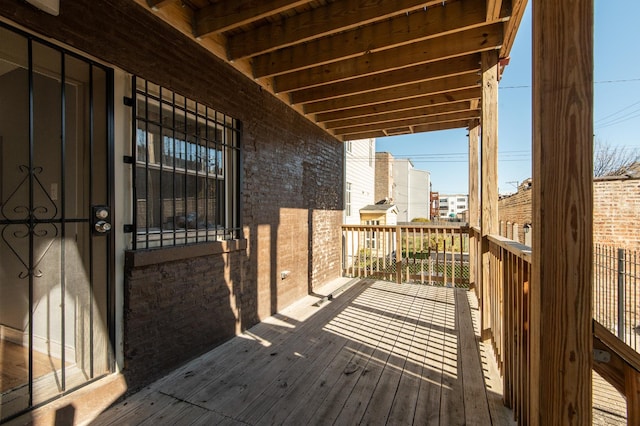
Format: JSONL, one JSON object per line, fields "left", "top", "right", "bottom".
{"left": 593, "top": 244, "right": 640, "bottom": 351}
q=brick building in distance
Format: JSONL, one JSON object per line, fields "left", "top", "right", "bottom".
{"left": 498, "top": 169, "right": 640, "bottom": 248}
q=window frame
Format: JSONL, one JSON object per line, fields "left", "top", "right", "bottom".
{"left": 345, "top": 182, "right": 352, "bottom": 217}
{"left": 132, "top": 77, "right": 242, "bottom": 249}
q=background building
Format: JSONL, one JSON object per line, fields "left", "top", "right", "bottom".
{"left": 438, "top": 194, "right": 469, "bottom": 219}
{"left": 392, "top": 158, "right": 431, "bottom": 222}
{"left": 374, "top": 152, "right": 394, "bottom": 204}
{"left": 430, "top": 191, "right": 440, "bottom": 220}
{"left": 344, "top": 138, "right": 376, "bottom": 225}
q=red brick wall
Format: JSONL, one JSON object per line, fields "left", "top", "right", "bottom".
{"left": 0, "top": 0, "right": 343, "bottom": 390}
{"left": 593, "top": 178, "right": 640, "bottom": 248}
{"left": 499, "top": 178, "right": 640, "bottom": 249}
{"left": 498, "top": 188, "right": 532, "bottom": 244}
{"left": 375, "top": 152, "right": 394, "bottom": 202}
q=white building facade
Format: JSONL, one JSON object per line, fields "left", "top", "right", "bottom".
{"left": 438, "top": 194, "right": 469, "bottom": 218}
{"left": 344, "top": 138, "right": 376, "bottom": 224}
{"left": 392, "top": 159, "right": 431, "bottom": 222}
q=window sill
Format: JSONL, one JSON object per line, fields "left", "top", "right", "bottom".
{"left": 125, "top": 239, "right": 247, "bottom": 268}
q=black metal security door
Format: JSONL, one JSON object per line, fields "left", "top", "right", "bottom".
{"left": 0, "top": 24, "right": 114, "bottom": 422}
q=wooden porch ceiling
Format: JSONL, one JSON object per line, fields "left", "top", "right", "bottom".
{"left": 138, "top": 0, "right": 527, "bottom": 141}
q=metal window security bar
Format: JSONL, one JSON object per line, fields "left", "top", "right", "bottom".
{"left": 0, "top": 23, "right": 115, "bottom": 422}
{"left": 132, "top": 77, "right": 241, "bottom": 249}
{"left": 593, "top": 244, "right": 640, "bottom": 351}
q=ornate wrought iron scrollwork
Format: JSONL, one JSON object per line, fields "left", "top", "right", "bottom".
{"left": 0, "top": 165, "right": 59, "bottom": 279}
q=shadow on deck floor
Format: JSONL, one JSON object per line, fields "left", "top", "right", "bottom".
{"left": 91, "top": 278, "right": 512, "bottom": 425}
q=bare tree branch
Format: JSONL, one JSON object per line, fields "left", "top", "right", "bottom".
{"left": 593, "top": 138, "right": 640, "bottom": 177}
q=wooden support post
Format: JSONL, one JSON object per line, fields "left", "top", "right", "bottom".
{"left": 469, "top": 120, "right": 480, "bottom": 229}
{"left": 480, "top": 50, "right": 499, "bottom": 339}
{"left": 468, "top": 121, "right": 480, "bottom": 293}
{"left": 626, "top": 364, "right": 640, "bottom": 425}
{"left": 395, "top": 225, "right": 402, "bottom": 284}
{"left": 530, "top": 1, "right": 593, "bottom": 424}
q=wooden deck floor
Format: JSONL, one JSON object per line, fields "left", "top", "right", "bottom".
{"left": 92, "top": 279, "right": 513, "bottom": 425}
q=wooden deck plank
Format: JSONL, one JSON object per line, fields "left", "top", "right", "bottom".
{"left": 359, "top": 283, "right": 427, "bottom": 425}
{"left": 136, "top": 397, "right": 211, "bottom": 425}
{"left": 438, "top": 288, "right": 466, "bottom": 425}
{"left": 314, "top": 283, "right": 424, "bottom": 425}
{"left": 468, "top": 289, "right": 517, "bottom": 426}
{"left": 159, "top": 279, "right": 366, "bottom": 403}
{"left": 90, "top": 390, "right": 176, "bottom": 426}
{"left": 457, "top": 288, "right": 493, "bottom": 425}
{"left": 284, "top": 304, "right": 394, "bottom": 424}
{"left": 385, "top": 285, "right": 433, "bottom": 424}
{"left": 91, "top": 280, "right": 506, "bottom": 426}
{"left": 153, "top": 278, "right": 361, "bottom": 398}
{"left": 183, "top": 282, "right": 368, "bottom": 412}
{"left": 325, "top": 283, "right": 421, "bottom": 424}
{"left": 235, "top": 281, "right": 385, "bottom": 424}
{"left": 409, "top": 287, "right": 443, "bottom": 425}
{"left": 279, "top": 282, "right": 417, "bottom": 425}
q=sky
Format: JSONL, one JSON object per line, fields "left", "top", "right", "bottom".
{"left": 376, "top": 0, "right": 640, "bottom": 195}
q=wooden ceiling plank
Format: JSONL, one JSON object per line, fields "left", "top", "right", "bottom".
{"left": 251, "top": 0, "right": 487, "bottom": 74}
{"left": 194, "top": 0, "right": 310, "bottom": 37}
{"left": 333, "top": 110, "right": 480, "bottom": 136}
{"left": 227, "top": 0, "right": 445, "bottom": 60}
{"left": 273, "top": 23, "right": 503, "bottom": 92}
{"left": 289, "top": 55, "right": 480, "bottom": 105}
{"left": 146, "top": 0, "right": 175, "bottom": 9}
{"left": 324, "top": 101, "right": 473, "bottom": 130}
{"left": 314, "top": 87, "right": 482, "bottom": 123}
{"left": 304, "top": 73, "right": 481, "bottom": 115}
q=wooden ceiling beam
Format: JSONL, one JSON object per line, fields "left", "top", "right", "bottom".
{"left": 339, "top": 119, "right": 471, "bottom": 141}
{"left": 501, "top": 0, "right": 525, "bottom": 59}
{"left": 486, "top": 0, "right": 503, "bottom": 21}
{"left": 227, "top": 0, "right": 444, "bottom": 60}
{"left": 412, "top": 119, "right": 473, "bottom": 133}
{"left": 324, "top": 101, "right": 473, "bottom": 130}
{"left": 194, "top": 0, "right": 309, "bottom": 37}
{"left": 333, "top": 110, "right": 480, "bottom": 136}
{"left": 304, "top": 73, "right": 481, "bottom": 114}
{"left": 314, "top": 87, "right": 482, "bottom": 123}
{"left": 251, "top": 0, "right": 488, "bottom": 74}
{"left": 289, "top": 55, "right": 480, "bottom": 105}
{"left": 273, "top": 23, "right": 503, "bottom": 91}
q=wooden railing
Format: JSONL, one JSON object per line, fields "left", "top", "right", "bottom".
{"left": 484, "top": 234, "right": 640, "bottom": 425}
{"left": 341, "top": 224, "right": 469, "bottom": 287}
{"left": 593, "top": 320, "right": 640, "bottom": 424}
{"left": 485, "top": 234, "right": 532, "bottom": 423}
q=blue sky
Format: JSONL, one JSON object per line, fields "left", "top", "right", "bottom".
{"left": 377, "top": 0, "right": 640, "bottom": 194}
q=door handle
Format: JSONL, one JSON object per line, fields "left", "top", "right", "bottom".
{"left": 95, "top": 220, "right": 112, "bottom": 233}
{"left": 92, "top": 205, "right": 112, "bottom": 235}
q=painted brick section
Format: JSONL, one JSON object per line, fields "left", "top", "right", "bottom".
{"left": 1, "top": 0, "right": 343, "bottom": 391}
{"left": 499, "top": 178, "right": 640, "bottom": 248}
